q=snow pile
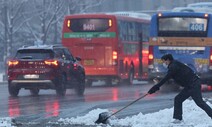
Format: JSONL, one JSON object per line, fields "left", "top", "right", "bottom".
{"left": 58, "top": 100, "right": 212, "bottom": 127}
{"left": 1, "top": 100, "right": 212, "bottom": 127}
{"left": 0, "top": 117, "right": 14, "bottom": 127}
{"left": 0, "top": 73, "right": 3, "bottom": 82}
{"left": 58, "top": 108, "right": 110, "bottom": 125}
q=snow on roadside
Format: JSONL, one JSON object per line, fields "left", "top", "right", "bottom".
{"left": 0, "top": 73, "right": 3, "bottom": 82}
{"left": 0, "top": 117, "right": 15, "bottom": 127}
{"left": 1, "top": 100, "right": 212, "bottom": 127}
{"left": 58, "top": 100, "right": 212, "bottom": 127}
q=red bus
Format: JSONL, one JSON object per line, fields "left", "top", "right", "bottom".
{"left": 61, "top": 12, "right": 150, "bottom": 86}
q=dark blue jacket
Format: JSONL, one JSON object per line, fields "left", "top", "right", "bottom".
{"left": 156, "top": 60, "right": 200, "bottom": 88}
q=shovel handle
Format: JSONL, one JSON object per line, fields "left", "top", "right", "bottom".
{"left": 107, "top": 93, "right": 149, "bottom": 119}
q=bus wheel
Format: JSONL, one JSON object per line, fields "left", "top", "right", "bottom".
{"left": 128, "top": 71, "right": 134, "bottom": 85}
{"left": 30, "top": 88, "right": 39, "bottom": 96}
{"left": 86, "top": 80, "right": 93, "bottom": 87}
{"left": 56, "top": 75, "right": 67, "bottom": 96}
{"left": 75, "top": 74, "right": 85, "bottom": 96}
{"left": 105, "top": 78, "right": 112, "bottom": 86}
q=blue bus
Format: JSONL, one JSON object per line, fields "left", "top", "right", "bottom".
{"left": 148, "top": 12, "right": 212, "bottom": 86}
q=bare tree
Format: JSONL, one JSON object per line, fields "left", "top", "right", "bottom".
{"left": 68, "top": 0, "right": 105, "bottom": 14}
{"left": 0, "top": 0, "right": 105, "bottom": 72}
{"left": 0, "top": 0, "right": 27, "bottom": 61}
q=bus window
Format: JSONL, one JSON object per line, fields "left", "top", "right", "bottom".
{"left": 158, "top": 17, "right": 208, "bottom": 37}
{"left": 69, "top": 18, "right": 111, "bottom": 32}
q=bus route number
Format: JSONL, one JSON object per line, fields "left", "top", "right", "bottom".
{"left": 189, "top": 23, "right": 204, "bottom": 31}
{"left": 83, "top": 24, "right": 95, "bottom": 31}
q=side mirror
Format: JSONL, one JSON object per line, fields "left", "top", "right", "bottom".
{"left": 75, "top": 56, "right": 81, "bottom": 61}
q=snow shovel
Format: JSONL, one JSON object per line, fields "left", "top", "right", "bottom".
{"left": 95, "top": 93, "right": 149, "bottom": 124}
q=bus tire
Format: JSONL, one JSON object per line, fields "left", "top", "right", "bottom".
{"left": 30, "top": 88, "right": 39, "bottom": 96}
{"left": 86, "top": 79, "right": 93, "bottom": 87}
{"left": 105, "top": 78, "right": 112, "bottom": 86}
{"left": 56, "top": 75, "right": 67, "bottom": 96}
{"left": 75, "top": 74, "right": 85, "bottom": 96}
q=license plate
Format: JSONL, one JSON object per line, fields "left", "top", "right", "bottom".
{"left": 154, "top": 59, "right": 163, "bottom": 64}
{"left": 195, "top": 59, "right": 209, "bottom": 64}
{"left": 84, "top": 60, "right": 94, "bottom": 65}
{"left": 24, "top": 74, "right": 39, "bottom": 79}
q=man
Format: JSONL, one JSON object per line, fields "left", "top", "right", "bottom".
{"left": 148, "top": 54, "right": 212, "bottom": 123}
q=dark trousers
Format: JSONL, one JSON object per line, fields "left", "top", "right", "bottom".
{"left": 173, "top": 82, "right": 212, "bottom": 120}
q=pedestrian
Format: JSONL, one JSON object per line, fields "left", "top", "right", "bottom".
{"left": 148, "top": 54, "right": 212, "bottom": 123}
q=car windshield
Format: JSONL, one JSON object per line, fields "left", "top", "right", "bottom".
{"left": 16, "top": 49, "right": 54, "bottom": 59}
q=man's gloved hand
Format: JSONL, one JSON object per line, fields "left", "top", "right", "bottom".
{"left": 148, "top": 85, "right": 160, "bottom": 94}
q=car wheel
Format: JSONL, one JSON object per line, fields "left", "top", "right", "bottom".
{"left": 56, "top": 75, "right": 66, "bottom": 96}
{"left": 8, "top": 83, "right": 20, "bottom": 97}
{"left": 75, "top": 74, "right": 85, "bottom": 96}
{"left": 30, "top": 88, "right": 39, "bottom": 96}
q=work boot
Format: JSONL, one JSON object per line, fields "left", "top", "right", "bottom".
{"left": 171, "top": 119, "right": 184, "bottom": 124}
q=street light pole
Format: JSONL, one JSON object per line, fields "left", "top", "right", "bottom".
{"left": 3, "top": 1, "right": 8, "bottom": 63}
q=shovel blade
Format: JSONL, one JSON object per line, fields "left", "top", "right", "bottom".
{"left": 95, "top": 112, "right": 110, "bottom": 124}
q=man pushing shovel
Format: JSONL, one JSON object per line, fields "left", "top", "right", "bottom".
{"left": 148, "top": 54, "right": 212, "bottom": 123}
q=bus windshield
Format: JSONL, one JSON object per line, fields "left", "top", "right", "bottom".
{"left": 158, "top": 17, "right": 208, "bottom": 37}
{"left": 69, "top": 18, "right": 111, "bottom": 32}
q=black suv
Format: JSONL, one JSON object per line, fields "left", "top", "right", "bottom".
{"left": 7, "top": 45, "right": 85, "bottom": 96}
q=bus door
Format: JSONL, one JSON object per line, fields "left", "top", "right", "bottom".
{"left": 138, "top": 33, "right": 149, "bottom": 79}
{"left": 138, "top": 33, "right": 143, "bottom": 77}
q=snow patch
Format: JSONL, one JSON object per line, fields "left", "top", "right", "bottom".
{"left": 58, "top": 100, "right": 212, "bottom": 127}
{"left": 0, "top": 117, "right": 15, "bottom": 127}
{"left": 0, "top": 73, "right": 3, "bottom": 82}
{"left": 58, "top": 108, "right": 109, "bottom": 125}
{"left": 1, "top": 100, "right": 212, "bottom": 127}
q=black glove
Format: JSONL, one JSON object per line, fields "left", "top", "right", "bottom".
{"left": 148, "top": 85, "right": 160, "bottom": 94}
